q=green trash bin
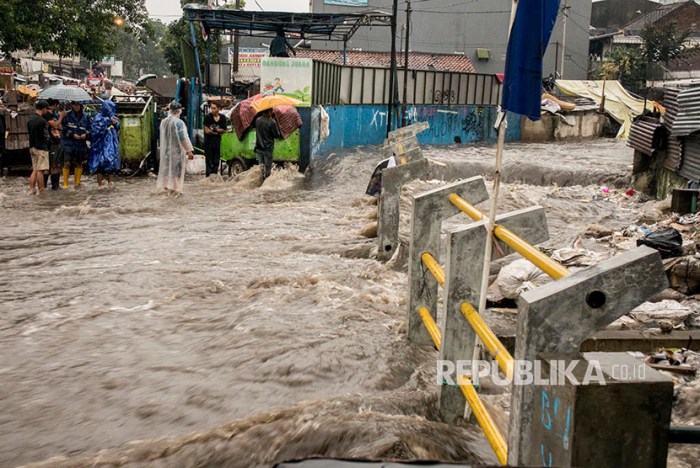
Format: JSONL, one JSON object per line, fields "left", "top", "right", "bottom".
{"left": 220, "top": 129, "right": 300, "bottom": 176}
{"left": 114, "top": 96, "right": 155, "bottom": 166}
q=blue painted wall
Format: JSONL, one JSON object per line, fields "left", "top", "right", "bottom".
{"left": 315, "top": 105, "right": 521, "bottom": 160}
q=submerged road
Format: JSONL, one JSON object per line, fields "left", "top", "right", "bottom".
{"left": 0, "top": 140, "right": 651, "bottom": 466}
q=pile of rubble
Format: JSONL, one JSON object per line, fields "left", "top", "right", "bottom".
{"left": 587, "top": 211, "right": 700, "bottom": 332}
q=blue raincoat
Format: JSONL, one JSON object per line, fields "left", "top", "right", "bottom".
{"left": 89, "top": 100, "right": 121, "bottom": 174}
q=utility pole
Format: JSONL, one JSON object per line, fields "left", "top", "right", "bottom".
{"left": 387, "top": 0, "right": 399, "bottom": 135}
{"left": 560, "top": 1, "right": 569, "bottom": 79}
{"left": 233, "top": 0, "right": 241, "bottom": 72}
{"left": 402, "top": 0, "right": 411, "bottom": 127}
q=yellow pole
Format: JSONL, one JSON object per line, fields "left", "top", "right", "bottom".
{"left": 460, "top": 377, "right": 509, "bottom": 465}
{"left": 418, "top": 307, "right": 442, "bottom": 350}
{"left": 448, "top": 194, "right": 571, "bottom": 280}
{"left": 421, "top": 252, "right": 446, "bottom": 287}
{"left": 461, "top": 303, "right": 514, "bottom": 380}
{"left": 417, "top": 306, "right": 507, "bottom": 465}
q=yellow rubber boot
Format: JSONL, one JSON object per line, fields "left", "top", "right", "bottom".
{"left": 74, "top": 166, "right": 83, "bottom": 187}
{"left": 62, "top": 167, "right": 70, "bottom": 188}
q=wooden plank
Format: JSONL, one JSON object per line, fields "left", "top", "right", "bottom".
{"left": 498, "top": 330, "right": 700, "bottom": 354}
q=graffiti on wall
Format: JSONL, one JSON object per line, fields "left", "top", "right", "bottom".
{"left": 403, "top": 105, "right": 486, "bottom": 142}
{"left": 433, "top": 89, "right": 457, "bottom": 104}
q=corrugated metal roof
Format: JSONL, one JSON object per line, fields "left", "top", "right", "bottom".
{"left": 628, "top": 116, "right": 665, "bottom": 155}
{"left": 669, "top": 87, "right": 700, "bottom": 137}
{"left": 663, "top": 136, "right": 684, "bottom": 172}
{"left": 295, "top": 50, "right": 476, "bottom": 73}
{"left": 679, "top": 134, "right": 700, "bottom": 181}
{"left": 664, "top": 88, "right": 681, "bottom": 132}
{"left": 623, "top": 1, "right": 690, "bottom": 33}
{"left": 613, "top": 35, "right": 643, "bottom": 44}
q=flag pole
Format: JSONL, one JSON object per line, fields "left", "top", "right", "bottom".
{"left": 470, "top": 0, "right": 519, "bottom": 395}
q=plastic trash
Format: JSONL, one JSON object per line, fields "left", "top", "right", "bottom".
{"left": 490, "top": 259, "right": 552, "bottom": 300}
{"left": 636, "top": 228, "right": 683, "bottom": 258}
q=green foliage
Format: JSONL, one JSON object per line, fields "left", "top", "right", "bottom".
{"left": 0, "top": 1, "right": 53, "bottom": 56}
{"left": 641, "top": 22, "right": 692, "bottom": 65}
{"left": 605, "top": 47, "right": 647, "bottom": 95}
{"left": 113, "top": 20, "right": 171, "bottom": 80}
{"left": 0, "top": 0, "right": 148, "bottom": 61}
{"left": 160, "top": 0, "right": 227, "bottom": 77}
{"left": 602, "top": 22, "right": 695, "bottom": 95}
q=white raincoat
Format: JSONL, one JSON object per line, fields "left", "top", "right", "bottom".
{"left": 157, "top": 109, "right": 194, "bottom": 193}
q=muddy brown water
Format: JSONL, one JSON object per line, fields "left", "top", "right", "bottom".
{"left": 0, "top": 140, "right": 693, "bottom": 467}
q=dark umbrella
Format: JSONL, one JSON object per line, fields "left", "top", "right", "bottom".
{"left": 230, "top": 94, "right": 303, "bottom": 140}
{"left": 230, "top": 94, "right": 264, "bottom": 140}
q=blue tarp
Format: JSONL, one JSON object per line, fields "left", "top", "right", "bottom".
{"left": 88, "top": 100, "right": 121, "bottom": 174}
{"left": 501, "top": 0, "right": 560, "bottom": 121}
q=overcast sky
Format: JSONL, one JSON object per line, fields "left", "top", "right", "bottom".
{"left": 146, "top": 0, "right": 310, "bottom": 21}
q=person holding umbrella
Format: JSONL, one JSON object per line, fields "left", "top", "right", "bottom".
{"left": 254, "top": 108, "right": 281, "bottom": 180}
{"left": 61, "top": 100, "right": 91, "bottom": 188}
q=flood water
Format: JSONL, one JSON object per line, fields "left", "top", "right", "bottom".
{"left": 0, "top": 140, "right": 686, "bottom": 467}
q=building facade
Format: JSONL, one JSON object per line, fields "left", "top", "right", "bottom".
{"left": 309, "top": 0, "right": 593, "bottom": 79}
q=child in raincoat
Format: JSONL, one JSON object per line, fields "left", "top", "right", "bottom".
{"left": 88, "top": 100, "right": 121, "bottom": 188}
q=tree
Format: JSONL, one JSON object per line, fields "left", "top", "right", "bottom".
{"left": 0, "top": 0, "right": 148, "bottom": 62}
{"left": 601, "top": 21, "right": 695, "bottom": 95}
{"left": 160, "top": 0, "right": 244, "bottom": 77}
{"left": 113, "top": 20, "right": 171, "bottom": 80}
{"left": 601, "top": 47, "right": 646, "bottom": 95}
{"left": 641, "top": 22, "right": 692, "bottom": 65}
{"left": 0, "top": 1, "right": 53, "bottom": 57}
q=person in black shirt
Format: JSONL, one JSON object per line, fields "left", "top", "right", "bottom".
{"left": 254, "top": 108, "right": 281, "bottom": 180}
{"left": 203, "top": 101, "right": 229, "bottom": 177}
{"left": 270, "top": 28, "right": 296, "bottom": 58}
{"left": 27, "top": 100, "right": 50, "bottom": 194}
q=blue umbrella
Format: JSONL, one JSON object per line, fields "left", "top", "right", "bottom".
{"left": 39, "top": 85, "right": 91, "bottom": 102}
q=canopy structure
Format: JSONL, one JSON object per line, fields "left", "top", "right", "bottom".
{"left": 182, "top": 3, "right": 399, "bottom": 134}
{"left": 182, "top": 4, "right": 392, "bottom": 42}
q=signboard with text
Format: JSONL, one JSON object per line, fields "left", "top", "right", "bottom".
{"left": 260, "top": 58, "right": 312, "bottom": 106}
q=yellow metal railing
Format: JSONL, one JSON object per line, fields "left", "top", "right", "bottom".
{"left": 448, "top": 193, "right": 571, "bottom": 280}
{"left": 419, "top": 304, "right": 508, "bottom": 465}
{"left": 418, "top": 307, "right": 442, "bottom": 350}
{"left": 461, "top": 303, "right": 514, "bottom": 380}
{"left": 459, "top": 376, "right": 509, "bottom": 465}
{"left": 414, "top": 193, "right": 574, "bottom": 466}
{"left": 421, "top": 252, "right": 446, "bottom": 287}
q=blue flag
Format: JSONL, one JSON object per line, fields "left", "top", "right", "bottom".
{"left": 501, "top": 0, "right": 560, "bottom": 121}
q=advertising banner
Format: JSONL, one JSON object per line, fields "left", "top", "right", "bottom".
{"left": 260, "top": 58, "right": 312, "bottom": 106}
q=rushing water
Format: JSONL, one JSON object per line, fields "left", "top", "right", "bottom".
{"left": 0, "top": 140, "right": 691, "bottom": 467}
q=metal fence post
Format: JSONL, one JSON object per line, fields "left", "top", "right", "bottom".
{"left": 508, "top": 247, "right": 670, "bottom": 466}
{"left": 439, "top": 206, "right": 551, "bottom": 422}
{"left": 407, "top": 177, "right": 488, "bottom": 346}
{"left": 378, "top": 159, "right": 430, "bottom": 261}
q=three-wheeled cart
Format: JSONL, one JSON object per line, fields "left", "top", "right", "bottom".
{"left": 219, "top": 128, "right": 300, "bottom": 176}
